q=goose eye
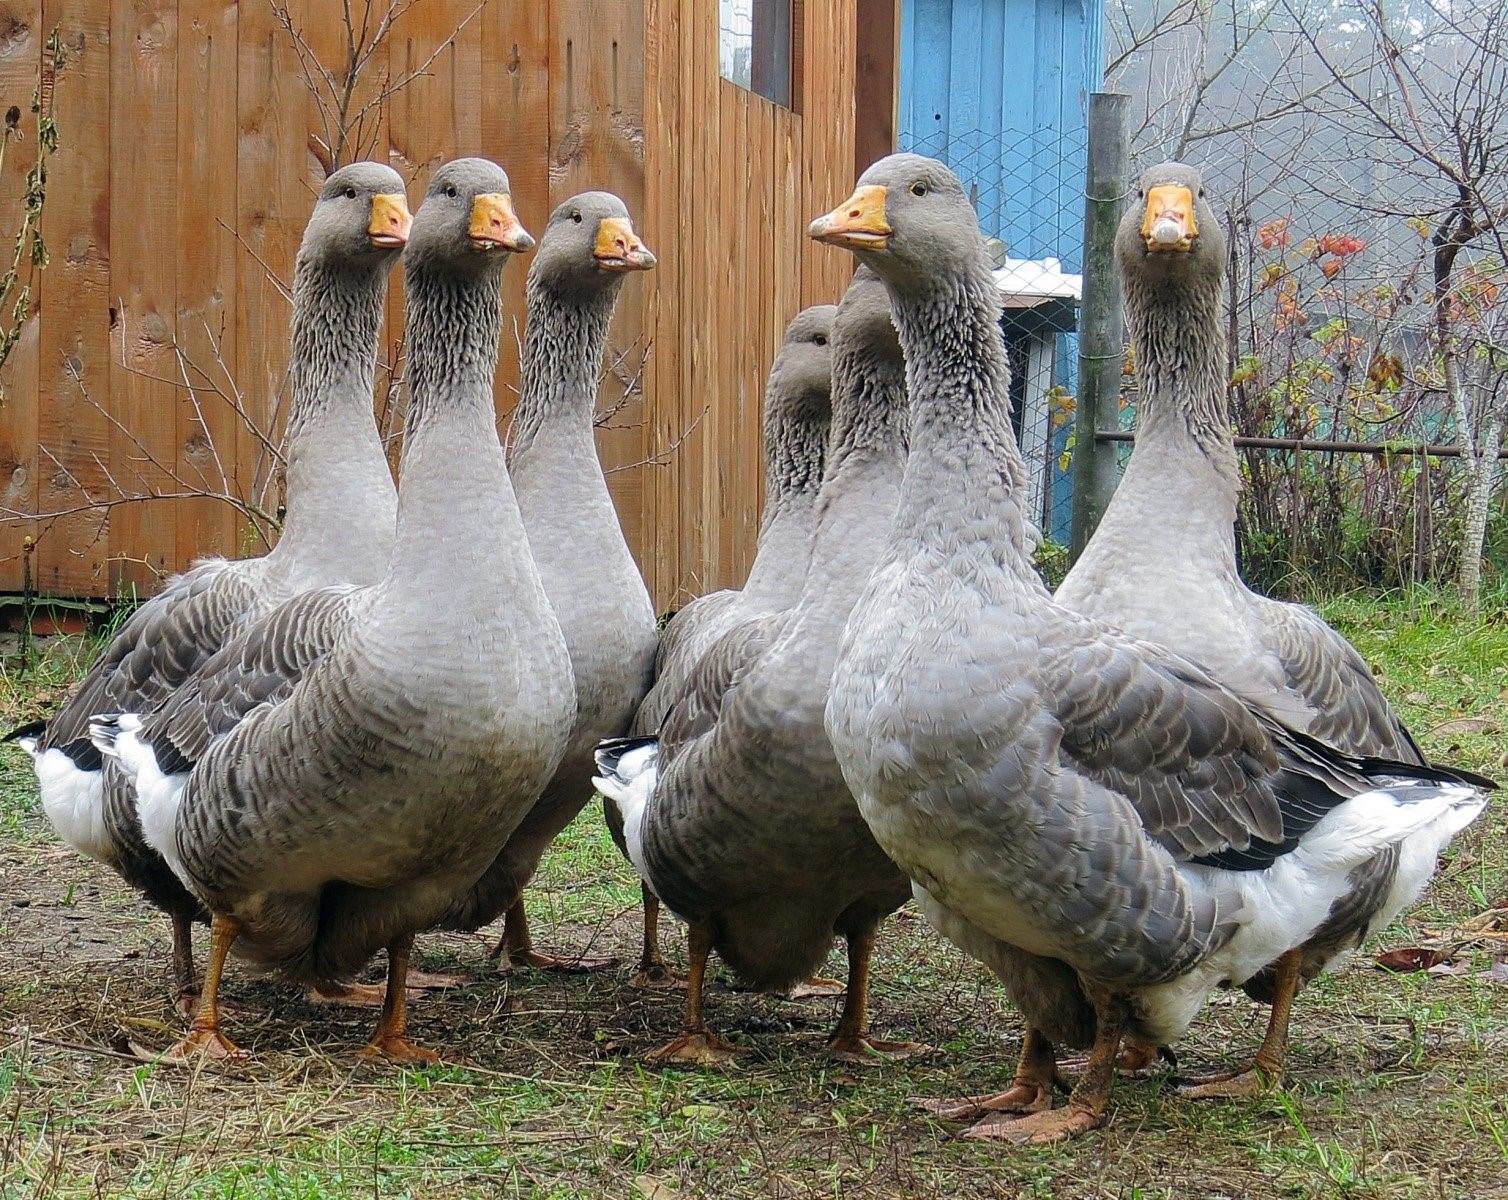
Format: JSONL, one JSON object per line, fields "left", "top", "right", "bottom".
{"left": 343, "top": 186, "right": 357, "bottom": 200}
{"left": 444, "top": 184, "right": 458, "bottom": 199}
{"left": 910, "top": 181, "right": 927, "bottom": 197}
{"left": 571, "top": 211, "right": 583, "bottom": 224}
{"left": 1198, "top": 187, "right": 1205, "bottom": 198}
{"left": 813, "top": 335, "right": 827, "bottom": 346}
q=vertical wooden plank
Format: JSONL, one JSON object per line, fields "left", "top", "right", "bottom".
{"left": 35, "top": 0, "right": 110, "bottom": 595}
{"left": 235, "top": 0, "right": 304, "bottom": 540}
{"left": 714, "top": 82, "right": 738, "bottom": 586}
{"left": 683, "top": 0, "right": 712, "bottom": 602}
{"left": 482, "top": 0, "right": 549, "bottom": 420}
{"left": 0, "top": 2, "right": 40, "bottom": 591}
{"left": 853, "top": 0, "right": 898, "bottom": 175}
{"left": 176, "top": 0, "right": 238, "bottom": 566}
{"left": 549, "top": 0, "right": 646, "bottom": 562}
{"left": 109, "top": 0, "right": 179, "bottom": 594}
{"left": 643, "top": 0, "right": 679, "bottom": 605}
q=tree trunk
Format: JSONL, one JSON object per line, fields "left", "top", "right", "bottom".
{"left": 1458, "top": 411, "right": 1503, "bottom": 614}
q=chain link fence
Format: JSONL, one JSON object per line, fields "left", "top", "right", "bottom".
{"left": 900, "top": 125, "right": 1089, "bottom": 563}
{"left": 906, "top": 114, "right": 1508, "bottom": 598}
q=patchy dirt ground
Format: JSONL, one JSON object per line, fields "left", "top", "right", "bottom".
{"left": 1, "top": 594, "right": 1506, "bottom": 1199}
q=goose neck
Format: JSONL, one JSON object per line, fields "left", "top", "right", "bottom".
{"left": 762, "top": 398, "right": 828, "bottom": 528}
{"left": 825, "top": 346, "right": 908, "bottom": 478}
{"left": 511, "top": 276, "right": 618, "bottom": 456}
{"left": 271, "top": 257, "right": 396, "bottom": 584}
{"left": 1124, "top": 270, "right": 1238, "bottom": 482}
{"left": 887, "top": 268, "right": 1038, "bottom": 574}
{"left": 386, "top": 263, "right": 518, "bottom": 593}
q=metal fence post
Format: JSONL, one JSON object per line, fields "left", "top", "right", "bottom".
{"left": 1070, "top": 92, "right": 1130, "bottom": 560}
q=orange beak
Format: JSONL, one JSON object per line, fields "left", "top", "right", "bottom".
{"left": 368, "top": 193, "right": 412, "bottom": 249}
{"left": 1141, "top": 184, "right": 1198, "bottom": 252}
{"left": 469, "top": 193, "right": 535, "bottom": 253}
{"left": 808, "top": 185, "right": 892, "bottom": 250}
{"left": 593, "top": 216, "right": 656, "bottom": 272}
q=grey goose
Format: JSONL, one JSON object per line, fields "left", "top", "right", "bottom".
{"left": 811, "top": 153, "right": 1490, "bottom": 1143}
{"left": 610, "top": 304, "right": 836, "bottom": 987}
{"left": 595, "top": 266, "right": 922, "bottom": 1064}
{"left": 7, "top": 163, "right": 411, "bottom": 1008}
{"left": 1056, "top": 162, "right": 1444, "bottom": 1096}
{"left": 436, "top": 192, "right": 658, "bottom": 972}
{"left": 97, "top": 159, "right": 575, "bottom": 1063}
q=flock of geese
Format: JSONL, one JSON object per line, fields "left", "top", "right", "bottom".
{"left": 8, "top": 151, "right": 1494, "bottom": 1146}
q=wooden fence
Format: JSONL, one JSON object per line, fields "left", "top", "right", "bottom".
{"left": 0, "top": 0, "right": 875, "bottom": 610}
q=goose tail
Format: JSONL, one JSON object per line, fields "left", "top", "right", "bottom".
{"left": 593, "top": 735, "right": 660, "bottom": 880}
{"left": 3, "top": 718, "right": 47, "bottom": 756}
{"left": 92, "top": 713, "right": 193, "bottom": 889}
{"left": 1306, "top": 765, "right": 1491, "bottom": 873}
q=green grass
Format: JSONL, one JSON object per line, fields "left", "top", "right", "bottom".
{"left": 0, "top": 591, "right": 1505, "bottom": 1199}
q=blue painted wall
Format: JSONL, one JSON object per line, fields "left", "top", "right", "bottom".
{"left": 898, "top": 0, "right": 1103, "bottom": 271}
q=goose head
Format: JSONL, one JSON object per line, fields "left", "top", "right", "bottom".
{"left": 301, "top": 161, "right": 412, "bottom": 266}
{"left": 808, "top": 153, "right": 984, "bottom": 292}
{"left": 530, "top": 191, "right": 656, "bottom": 299}
{"left": 407, "top": 158, "right": 534, "bottom": 276}
{"left": 1116, "top": 162, "right": 1226, "bottom": 286}
{"left": 767, "top": 304, "right": 836, "bottom": 424}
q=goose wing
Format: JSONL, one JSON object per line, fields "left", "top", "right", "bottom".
{"left": 657, "top": 614, "right": 786, "bottom": 755}
{"left": 24, "top": 561, "right": 257, "bottom": 765}
{"left": 134, "top": 585, "right": 363, "bottom": 776}
{"left": 1042, "top": 622, "right": 1459, "bottom": 872}
{"left": 1253, "top": 594, "right": 1423, "bottom": 762}
{"left": 631, "top": 590, "right": 742, "bottom": 737}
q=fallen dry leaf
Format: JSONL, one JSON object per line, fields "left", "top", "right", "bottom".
{"left": 1478, "top": 961, "right": 1508, "bottom": 985}
{"left": 1375, "top": 946, "right": 1453, "bottom": 972}
{"left": 636, "top": 1175, "right": 683, "bottom": 1200}
{"left": 1428, "top": 716, "right": 1495, "bottom": 737}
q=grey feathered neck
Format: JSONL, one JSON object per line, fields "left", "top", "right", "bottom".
{"left": 825, "top": 333, "right": 907, "bottom": 475}
{"left": 1123, "top": 265, "right": 1235, "bottom": 479}
{"left": 400, "top": 263, "right": 504, "bottom": 439}
{"left": 284, "top": 255, "right": 388, "bottom": 438}
{"left": 761, "top": 372, "right": 829, "bottom": 527}
{"left": 888, "top": 265, "right": 1036, "bottom": 566}
{"left": 511, "top": 273, "right": 619, "bottom": 452}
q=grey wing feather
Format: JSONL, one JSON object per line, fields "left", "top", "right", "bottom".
{"left": 40, "top": 561, "right": 259, "bottom": 763}
{"left": 658, "top": 614, "right": 786, "bottom": 755}
{"left": 631, "top": 591, "right": 743, "bottom": 736}
{"left": 1255, "top": 595, "right": 1423, "bottom": 763}
{"left": 138, "top": 585, "right": 362, "bottom": 776}
{"left": 1045, "top": 628, "right": 1288, "bottom": 860}
{"left": 1043, "top": 625, "right": 1416, "bottom": 870}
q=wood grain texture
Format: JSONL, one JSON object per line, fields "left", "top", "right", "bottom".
{"left": 0, "top": 1, "right": 41, "bottom": 583}
{"left": 35, "top": 0, "right": 110, "bottom": 595}
{"left": 1, "top": 1, "right": 877, "bottom": 607}
{"left": 175, "top": 0, "right": 238, "bottom": 565}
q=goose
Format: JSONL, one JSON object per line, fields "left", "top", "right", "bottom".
{"left": 435, "top": 192, "right": 658, "bottom": 972}
{"left": 1055, "top": 162, "right": 1440, "bottom": 1096}
{"left": 609, "top": 304, "right": 836, "bottom": 986}
{"left": 5, "top": 162, "right": 411, "bottom": 1008}
{"left": 810, "top": 153, "right": 1491, "bottom": 1143}
{"left": 95, "top": 159, "right": 573, "bottom": 1063}
{"left": 594, "top": 266, "right": 923, "bottom": 1064}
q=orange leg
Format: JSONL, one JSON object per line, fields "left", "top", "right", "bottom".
{"left": 827, "top": 927, "right": 930, "bottom": 1063}
{"left": 965, "top": 990, "right": 1126, "bottom": 1144}
{"left": 166, "top": 914, "right": 246, "bottom": 1061}
{"left": 360, "top": 933, "right": 439, "bottom": 1066}
{"left": 915, "top": 1026, "right": 1058, "bottom": 1120}
{"left": 493, "top": 898, "right": 616, "bottom": 973}
{"left": 630, "top": 886, "right": 687, "bottom": 989}
{"left": 647, "top": 923, "right": 737, "bottom": 1066}
{"left": 1180, "top": 948, "right": 1300, "bottom": 1099}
